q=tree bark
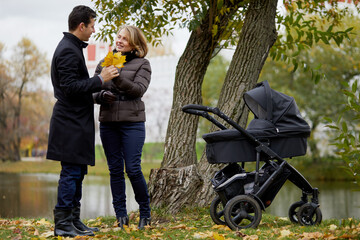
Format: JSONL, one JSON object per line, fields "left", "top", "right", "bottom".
{"left": 148, "top": 164, "right": 203, "bottom": 213}
{"left": 197, "top": 0, "right": 279, "bottom": 206}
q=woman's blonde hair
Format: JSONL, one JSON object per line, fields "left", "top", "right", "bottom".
{"left": 117, "top": 25, "right": 148, "bottom": 58}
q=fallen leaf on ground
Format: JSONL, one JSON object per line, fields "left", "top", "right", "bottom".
{"left": 212, "top": 225, "right": 231, "bottom": 231}
{"left": 36, "top": 218, "right": 52, "bottom": 226}
{"left": 280, "top": 229, "right": 292, "bottom": 238}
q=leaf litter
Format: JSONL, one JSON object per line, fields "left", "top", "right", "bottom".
{"left": 0, "top": 212, "right": 359, "bottom": 239}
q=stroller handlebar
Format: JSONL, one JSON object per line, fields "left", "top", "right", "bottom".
{"left": 182, "top": 104, "right": 226, "bottom": 130}
{"left": 182, "top": 104, "right": 260, "bottom": 144}
{"left": 182, "top": 104, "right": 219, "bottom": 114}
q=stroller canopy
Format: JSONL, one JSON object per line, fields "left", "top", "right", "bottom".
{"left": 243, "top": 81, "right": 310, "bottom": 136}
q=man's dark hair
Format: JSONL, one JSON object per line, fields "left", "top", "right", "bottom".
{"left": 68, "top": 5, "right": 96, "bottom": 31}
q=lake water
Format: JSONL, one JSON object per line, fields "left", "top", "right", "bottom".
{"left": 0, "top": 172, "right": 359, "bottom": 220}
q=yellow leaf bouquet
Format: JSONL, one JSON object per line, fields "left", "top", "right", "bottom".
{"left": 101, "top": 52, "right": 126, "bottom": 68}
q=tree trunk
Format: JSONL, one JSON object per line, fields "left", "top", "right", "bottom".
{"left": 148, "top": 25, "right": 216, "bottom": 213}
{"left": 196, "top": 0, "right": 279, "bottom": 206}
{"left": 161, "top": 30, "right": 211, "bottom": 168}
{"left": 148, "top": 1, "right": 242, "bottom": 213}
{"left": 148, "top": 164, "right": 203, "bottom": 212}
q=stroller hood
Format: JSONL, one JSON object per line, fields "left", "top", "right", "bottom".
{"left": 243, "top": 81, "right": 310, "bottom": 135}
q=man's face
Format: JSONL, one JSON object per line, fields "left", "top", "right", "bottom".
{"left": 80, "top": 18, "right": 95, "bottom": 42}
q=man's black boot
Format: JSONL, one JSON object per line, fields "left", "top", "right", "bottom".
{"left": 117, "top": 216, "right": 129, "bottom": 229}
{"left": 138, "top": 217, "right": 151, "bottom": 230}
{"left": 54, "top": 209, "right": 94, "bottom": 237}
{"left": 72, "top": 206, "right": 99, "bottom": 232}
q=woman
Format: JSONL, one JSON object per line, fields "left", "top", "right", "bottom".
{"left": 93, "top": 25, "right": 151, "bottom": 229}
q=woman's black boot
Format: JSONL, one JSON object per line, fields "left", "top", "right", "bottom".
{"left": 117, "top": 216, "right": 129, "bottom": 229}
{"left": 54, "top": 209, "right": 94, "bottom": 237}
{"left": 72, "top": 206, "right": 99, "bottom": 232}
{"left": 138, "top": 217, "right": 151, "bottom": 230}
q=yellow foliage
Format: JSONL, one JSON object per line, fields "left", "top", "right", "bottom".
{"left": 36, "top": 218, "right": 51, "bottom": 226}
{"left": 211, "top": 224, "right": 231, "bottom": 231}
{"left": 279, "top": 229, "right": 292, "bottom": 238}
{"left": 101, "top": 52, "right": 126, "bottom": 68}
{"left": 192, "top": 230, "right": 226, "bottom": 239}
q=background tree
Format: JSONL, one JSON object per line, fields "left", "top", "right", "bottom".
{"left": 326, "top": 79, "right": 360, "bottom": 189}
{"left": 0, "top": 43, "right": 14, "bottom": 161}
{"left": 0, "top": 38, "right": 49, "bottom": 161}
{"left": 260, "top": 16, "right": 360, "bottom": 162}
{"left": 93, "top": 0, "right": 358, "bottom": 212}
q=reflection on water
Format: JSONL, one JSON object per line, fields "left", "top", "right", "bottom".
{"left": 0, "top": 173, "right": 136, "bottom": 219}
{"left": 0, "top": 172, "right": 359, "bottom": 219}
{"left": 267, "top": 180, "right": 360, "bottom": 219}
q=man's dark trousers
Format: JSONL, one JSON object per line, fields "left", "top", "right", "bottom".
{"left": 56, "top": 161, "right": 88, "bottom": 209}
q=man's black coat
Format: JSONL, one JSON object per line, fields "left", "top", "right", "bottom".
{"left": 47, "top": 32, "right": 102, "bottom": 166}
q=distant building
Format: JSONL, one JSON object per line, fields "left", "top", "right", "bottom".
{"left": 84, "top": 42, "right": 178, "bottom": 143}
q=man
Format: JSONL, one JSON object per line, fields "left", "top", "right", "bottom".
{"left": 46, "top": 5, "right": 119, "bottom": 237}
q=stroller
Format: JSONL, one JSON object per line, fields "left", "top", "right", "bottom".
{"left": 182, "top": 81, "right": 322, "bottom": 230}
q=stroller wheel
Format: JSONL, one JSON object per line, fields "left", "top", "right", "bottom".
{"left": 288, "top": 201, "right": 306, "bottom": 223}
{"left": 210, "top": 196, "right": 226, "bottom": 225}
{"left": 224, "top": 195, "right": 262, "bottom": 230}
{"left": 297, "top": 203, "right": 322, "bottom": 226}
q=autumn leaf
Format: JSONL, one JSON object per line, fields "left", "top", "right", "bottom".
{"left": 329, "top": 224, "right": 338, "bottom": 231}
{"left": 101, "top": 51, "right": 114, "bottom": 67}
{"left": 212, "top": 224, "right": 231, "bottom": 231}
{"left": 113, "top": 52, "right": 126, "bottom": 68}
{"left": 302, "top": 232, "right": 324, "bottom": 238}
{"left": 170, "top": 224, "right": 188, "bottom": 229}
{"left": 243, "top": 235, "right": 259, "bottom": 240}
{"left": 213, "top": 232, "right": 226, "bottom": 240}
{"left": 279, "top": 229, "right": 292, "bottom": 238}
{"left": 39, "top": 231, "right": 53, "bottom": 238}
{"left": 36, "top": 218, "right": 51, "bottom": 226}
{"left": 101, "top": 51, "right": 126, "bottom": 68}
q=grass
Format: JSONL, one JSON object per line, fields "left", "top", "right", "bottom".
{"left": 0, "top": 206, "right": 359, "bottom": 239}
{"left": 0, "top": 160, "right": 160, "bottom": 179}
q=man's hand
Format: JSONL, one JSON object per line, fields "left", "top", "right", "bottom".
{"left": 100, "top": 66, "right": 119, "bottom": 82}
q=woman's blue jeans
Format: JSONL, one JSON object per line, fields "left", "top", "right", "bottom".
{"left": 100, "top": 122, "right": 150, "bottom": 219}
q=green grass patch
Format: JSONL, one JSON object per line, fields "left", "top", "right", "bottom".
{"left": 0, "top": 160, "right": 160, "bottom": 179}
{"left": 0, "top": 207, "right": 359, "bottom": 239}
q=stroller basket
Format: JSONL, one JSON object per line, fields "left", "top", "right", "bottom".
{"left": 212, "top": 163, "right": 290, "bottom": 207}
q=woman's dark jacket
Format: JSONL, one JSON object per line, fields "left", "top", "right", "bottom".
{"left": 93, "top": 52, "right": 151, "bottom": 122}
{"left": 46, "top": 32, "right": 102, "bottom": 166}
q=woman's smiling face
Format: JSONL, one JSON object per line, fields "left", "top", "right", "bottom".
{"left": 115, "top": 29, "right": 133, "bottom": 53}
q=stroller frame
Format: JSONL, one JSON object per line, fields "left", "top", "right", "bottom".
{"left": 182, "top": 103, "right": 322, "bottom": 230}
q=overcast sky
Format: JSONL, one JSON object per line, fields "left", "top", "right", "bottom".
{"left": 0, "top": 0, "right": 189, "bottom": 60}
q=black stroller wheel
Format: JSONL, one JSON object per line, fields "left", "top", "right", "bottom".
{"left": 288, "top": 201, "right": 306, "bottom": 223}
{"left": 224, "top": 195, "right": 262, "bottom": 230}
{"left": 210, "top": 196, "right": 226, "bottom": 225}
{"left": 297, "top": 203, "right": 322, "bottom": 226}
